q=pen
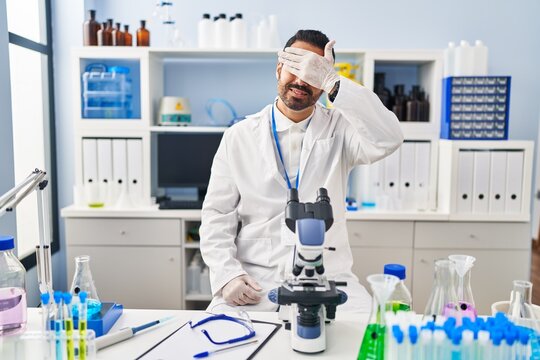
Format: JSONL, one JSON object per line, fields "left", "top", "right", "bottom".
{"left": 95, "top": 316, "right": 175, "bottom": 350}
{"left": 193, "top": 339, "right": 259, "bottom": 358}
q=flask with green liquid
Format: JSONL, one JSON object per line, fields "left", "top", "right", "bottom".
{"left": 358, "top": 274, "right": 399, "bottom": 360}
{"left": 384, "top": 263, "right": 412, "bottom": 312}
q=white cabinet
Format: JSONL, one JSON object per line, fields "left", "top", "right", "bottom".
{"left": 65, "top": 217, "right": 183, "bottom": 309}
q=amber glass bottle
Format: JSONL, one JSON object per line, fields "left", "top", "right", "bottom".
{"left": 136, "top": 20, "right": 150, "bottom": 47}
{"left": 123, "top": 25, "right": 132, "bottom": 46}
{"left": 102, "top": 19, "right": 113, "bottom": 46}
{"left": 112, "top": 22, "right": 125, "bottom": 46}
{"left": 83, "top": 9, "right": 99, "bottom": 46}
{"left": 97, "top": 22, "right": 106, "bottom": 46}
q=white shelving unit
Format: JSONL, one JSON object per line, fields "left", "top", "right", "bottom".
{"left": 62, "top": 47, "right": 533, "bottom": 312}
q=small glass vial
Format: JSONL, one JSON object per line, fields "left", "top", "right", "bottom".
{"left": 123, "top": 25, "right": 132, "bottom": 46}
{"left": 112, "top": 22, "right": 125, "bottom": 46}
{"left": 83, "top": 9, "right": 99, "bottom": 46}
{"left": 136, "top": 20, "right": 150, "bottom": 47}
{"left": 384, "top": 263, "right": 412, "bottom": 312}
{"left": 0, "top": 235, "right": 27, "bottom": 335}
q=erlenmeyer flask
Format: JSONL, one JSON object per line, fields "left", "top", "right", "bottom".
{"left": 508, "top": 280, "right": 537, "bottom": 320}
{"left": 358, "top": 274, "right": 399, "bottom": 360}
{"left": 70, "top": 255, "right": 102, "bottom": 318}
{"left": 424, "top": 259, "right": 459, "bottom": 320}
{"left": 449, "top": 254, "right": 477, "bottom": 320}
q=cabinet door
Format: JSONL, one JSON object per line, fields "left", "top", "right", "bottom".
{"left": 347, "top": 221, "right": 413, "bottom": 247}
{"left": 412, "top": 249, "right": 530, "bottom": 315}
{"left": 67, "top": 246, "right": 182, "bottom": 309}
{"left": 351, "top": 248, "right": 413, "bottom": 290}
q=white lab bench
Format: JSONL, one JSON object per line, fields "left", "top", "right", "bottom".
{"left": 23, "top": 307, "right": 367, "bottom": 359}
{"left": 61, "top": 206, "right": 531, "bottom": 315}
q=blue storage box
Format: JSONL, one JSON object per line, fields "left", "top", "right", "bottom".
{"left": 440, "top": 76, "right": 511, "bottom": 140}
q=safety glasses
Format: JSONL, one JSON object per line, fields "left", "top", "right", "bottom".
{"left": 188, "top": 312, "right": 256, "bottom": 345}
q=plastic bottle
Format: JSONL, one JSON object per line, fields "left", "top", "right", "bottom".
{"left": 197, "top": 13, "right": 213, "bottom": 48}
{"left": 136, "top": 20, "right": 150, "bottom": 47}
{"left": 83, "top": 9, "right": 100, "bottom": 46}
{"left": 123, "top": 25, "right": 132, "bottom": 46}
{"left": 112, "top": 22, "right": 124, "bottom": 46}
{"left": 256, "top": 18, "right": 270, "bottom": 48}
{"left": 443, "top": 41, "right": 456, "bottom": 77}
{"left": 0, "top": 235, "right": 27, "bottom": 335}
{"left": 454, "top": 40, "right": 474, "bottom": 76}
{"left": 200, "top": 266, "right": 211, "bottom": 295}
{"left": 187, "top": 260, "right": 201, "bottom": 294}
{"left": 214, "top": 13, "right": 229, "bottom": 48}
{"left": 473, "top": 40, "right": 488, "bottom": 76}
{"left": 230, "top": 13, "right": 247, "bottom": 49}
{"left": 384, "top": 264, "right": 412, "bottom": 312}
{"left": 268, "top": 15, "right": 281, "bottom": 48}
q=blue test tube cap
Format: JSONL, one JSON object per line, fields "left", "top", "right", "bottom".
{"left": 451, "top": 328, "right": 462, "bottom": 346}
{"left": 54, "top": 291, "right": 63, "bottom": 304}
{"left": 491, "top": 330, "right": 503, "bottom": 346}
{"left": 475, "top": 317, "right": 486, "bottom": 330}
{"left": 462, "top": 317, "right": 473, "bottom": 328}
{"left": 519, "top": 328, "right": 530, "bottom": 345}
{"left": 409, "top": 325, "right": 419, "bottom": 345}
{"left": 79, "top": 291, "right": 88, "bottom": 304}
{"left": 41, "top": 292, "right": 50, "bottom": 305}
{"left": 63, "top": 292, "right": 73, "bottom": 305}
{"left": 392, "top": 325, "right": 404, "bottom": 344}
{"left": 505, "top": 328, "right": 517, "bottom": 346}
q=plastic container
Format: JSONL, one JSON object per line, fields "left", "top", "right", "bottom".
{"left": 443, "top": 41, "right": 456, "bottom": 77}
{"left": 187, "top": 260, "right": 201, "bottom": 294}
{"left": 214, "top": 13, "right": 229, "bottom": 48}
{"left": 200, "top": 266, "right": 211, "bottom": 295}
{"left": 0, "top": 235, "right": 27, "bottom": 336}
{"left": 473, "top": 40, "right": 488, "bottom": 76}
{"left": 230, "top": 13, "right": 247, "bottom": 49}
{"left": 82, "top": 64, "right": 133, "bottom": 119}
{"left": 198, "top": 13, "right": 213, "bottom": 48}
{"left": 454, "top": 40, "right": 474, "bottom": 76}
{"left": 384, "top": 264, "right": 412, "bottom": 312}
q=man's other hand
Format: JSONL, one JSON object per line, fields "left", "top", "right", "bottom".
{"left": 221, "top": 275, "right": 263, "bottom": 306}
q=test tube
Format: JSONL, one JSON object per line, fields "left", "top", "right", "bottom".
{"left": 477, "top": 330, "right": 490, "bottom": 359}
{"left": 419, "top": 328, "right": 433, "bottom": 360}
{"left": 461, "top": 329, "right": 474, "bottom": 360}
{"left": 433, "top": 329, "right": 447, "bottom": 359}
{"left": 53, "top": 291, "right": 63, "bottom": 360}
{"left": 41, "top": 292, "right": 51, "bottom": 333}
{"left": 63, "top": 293, "right": 75, "bottom": 360}
{"left": 79, "top": 291, "right": 88, "bottom": 360}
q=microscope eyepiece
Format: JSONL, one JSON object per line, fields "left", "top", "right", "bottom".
{"left": 287, "top": 188, "right": 299, "bottom": 204}
{"left": 316, "top": 188, "right": 330, "bottom": 203}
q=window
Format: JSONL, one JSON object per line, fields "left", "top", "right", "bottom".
{"left": 3, "top": 0, "right": 58, "bottom": 267}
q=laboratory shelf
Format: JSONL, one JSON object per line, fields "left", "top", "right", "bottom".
{"left": 184, "top": 243, "right": 201, "bottom": 249}
{"left": 149, "top": 126, "right": 227, "bottom": 133}
{"left": 185, "top": 294, "right": 212, "bottom": 301}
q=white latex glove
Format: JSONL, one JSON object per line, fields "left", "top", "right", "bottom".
{"left": 278, "top": 40, "right": 339, "bottom": 93}
{"left": 221, "top": 274, "right": 263, "bottom": 306}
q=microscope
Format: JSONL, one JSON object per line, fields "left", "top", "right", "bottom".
{"left": 268, "top": 188, "right": 347, "bottom": 354}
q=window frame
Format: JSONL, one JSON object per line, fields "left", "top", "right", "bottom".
{"left": 7, "top": 0, "right": 59, "bottom": 269}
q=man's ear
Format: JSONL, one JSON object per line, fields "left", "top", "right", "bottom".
{"left": 276, "top": 63, "right": 283, "bottom": 80}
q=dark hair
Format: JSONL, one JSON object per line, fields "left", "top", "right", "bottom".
{"left": 284, "top": 30, "right": 335, "bottom": 60}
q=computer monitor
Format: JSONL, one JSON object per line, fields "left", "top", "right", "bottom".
{"left": 157, "top": 132, "right": 224, "bottom": 200}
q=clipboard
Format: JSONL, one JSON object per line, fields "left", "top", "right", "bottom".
{"left": 136, "top": 315, "right": 281, "bottom": 360}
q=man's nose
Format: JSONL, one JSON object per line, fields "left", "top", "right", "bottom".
{"left": 292, "top": 78, "right": 309, "bottom": 87}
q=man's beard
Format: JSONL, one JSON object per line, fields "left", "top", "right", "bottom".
{"left": 278, "top": 82, "right": 321, "bottom": 111}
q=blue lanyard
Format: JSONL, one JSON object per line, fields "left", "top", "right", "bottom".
{"left": 271, "top": 105, "right": 309, "bottom": 189}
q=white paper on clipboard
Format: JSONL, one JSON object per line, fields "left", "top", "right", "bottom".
{"left": 136, "top": 313, "right": 281, "bottom": 360}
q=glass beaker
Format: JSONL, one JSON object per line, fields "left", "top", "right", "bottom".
{"left": 448, "top": 254, "right": 477, "bottom": 320}
{"left": 508, "top": 280, "right": 537, "bottom": 320}
{"left": 424, "top": 259, "right": 459, "bottom": 321}
{"left": 70, "top": 256, "right": 102, "bottom": 318}
{"left": 358, "top": 274, "right": 399, "bottom": 360}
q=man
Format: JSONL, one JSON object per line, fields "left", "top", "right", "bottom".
{"left": 200, "top": 30, "right": 403, "bottom": 312}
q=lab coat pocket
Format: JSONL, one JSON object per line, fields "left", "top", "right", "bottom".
{"left": 236, "top": 237, "right": 272, "bottom": 267}
{"left": 310, "top": 137, "right": 337, "bottom": 162}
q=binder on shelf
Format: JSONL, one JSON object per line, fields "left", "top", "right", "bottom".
{"left": 359, "top": 162, "right": 383, "bottom": 208}
{"left": 472, "top": 151, "right": 490, "bottom": 213}
{"left": 505, "top": 151, "right": 524, "bottom": 213}
{"left": 456, "top": 150, "right": 474, "bottom": 213}
{"left": 399, "top": 142, "right": 416, "bottom": 210}
{"left": 112, "top": 139, "right": 128, "bottom": 185}
{"left": 414, "top": 142, "right": 431, "bottom": 211}
{"left": 383, "top": 147, "right": 400, "bottom": 199}
{"left": 489, "top": 151, "right": 507, "bottom": 213}
{"left": 82, "top": 139, "right": 98, "bottom": 185}
{"left": 97, "top": 139, "right": 113, "bottom": 205}
{"left": 127, "top": 139, "right": 144, "bottom": 206}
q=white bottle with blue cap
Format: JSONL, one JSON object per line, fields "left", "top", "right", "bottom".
{"left": 0, "top": 235, "right": 27, "bottom": 335}
{"left": 384, "top": 263, "right": 413, "bottom": 312}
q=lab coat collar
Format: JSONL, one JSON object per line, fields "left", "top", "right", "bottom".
{"left": 273, "top": 102, "right": 312, "bottom": 132}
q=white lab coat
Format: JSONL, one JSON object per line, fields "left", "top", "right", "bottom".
{"left": 200, "top": 76, "right": 404, "bottom": 313}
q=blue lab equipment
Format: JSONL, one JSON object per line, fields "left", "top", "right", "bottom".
{"left": 188, "top": 313, "right": 255, "bottom": 345}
